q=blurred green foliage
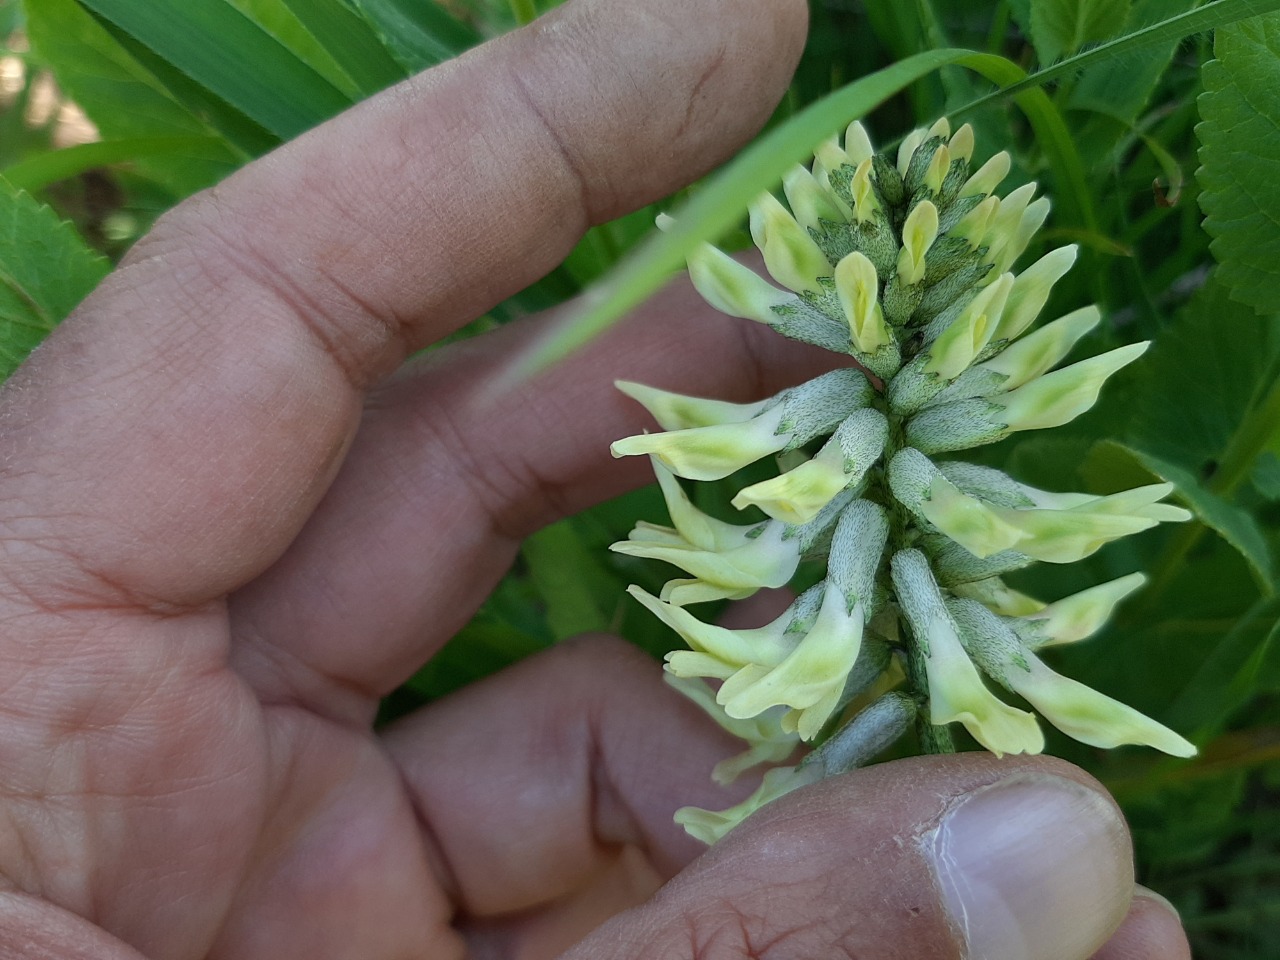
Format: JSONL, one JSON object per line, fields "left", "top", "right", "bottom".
{"left": 1, "top": 0, "right": 1279, "bottom": 953}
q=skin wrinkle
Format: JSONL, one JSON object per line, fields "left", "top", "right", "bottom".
{"left": 504, "top": 57, "right": 596, "bottom": 230}
{"left": 407, "top": 381, "right": 575, "bottom": 547}
{"left": 186, "top": 218, "right": 408, "bottom": 393}
{"left": 678, "top": 49, "right": 727, "bottom": 140}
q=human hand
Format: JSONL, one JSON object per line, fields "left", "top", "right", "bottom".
{"left": 0, "top": 0, "right": 1190, "bottom": 956}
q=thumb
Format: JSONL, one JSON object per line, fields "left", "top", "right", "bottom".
{"left": 561, "top": 755, "right": 1133, "bottom": 960}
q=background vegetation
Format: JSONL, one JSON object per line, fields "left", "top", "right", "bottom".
{"left": 1, "top": 0, "right": 1279, "bottom": 954}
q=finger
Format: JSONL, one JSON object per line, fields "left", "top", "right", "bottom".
{"left": 381, "top": 635, "right": 758, "bottom": 930}
{"left": 230, "top": 274, "right": 838, "bottom": 716}
{"left": 1090, "top": 888, "right": 1191, "bottom": 960}
{"left": 0, "top": 893, "right": 149, "bottom": 959}
{"left": 560, "top": 756, "right": 1136, "bottom": 960}
{"left": 0, "top": 0, "right": 808, "bottom": 613}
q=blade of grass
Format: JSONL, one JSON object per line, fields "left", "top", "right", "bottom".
{"left": 351, "top": 0, "right": 481, "bottom": 72}
{"left": 78, "top": 0, "right": 353, "bottom": 139}
{"left": 229, "top": 0, "right": 362, "bottom": 99}
{"left": 276, "top": 0, "right": 407, "bottom": 95}
{"left": 2, "top": 137, "right": 226, "bottom": 192}
{"left": 98, "top": 17, "right": 280, "bottom": 156}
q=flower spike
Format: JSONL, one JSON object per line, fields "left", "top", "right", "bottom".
{"left": 611, "top": 116, "right": 1194, "bottom": 844}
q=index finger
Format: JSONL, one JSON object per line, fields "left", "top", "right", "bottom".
{"left": 0, "top": 0, "right": 808, "bottom": 612}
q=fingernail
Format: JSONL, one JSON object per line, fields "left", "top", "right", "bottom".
{"left": 923, "top": 773, "right": 1133, "bottom": 960}
{"left": 1134, "top": 884, "right": 1180, "bottom": 920}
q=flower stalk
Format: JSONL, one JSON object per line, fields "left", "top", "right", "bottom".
{"left": 610, "top": 118, "right": 1196, "bottom": 842}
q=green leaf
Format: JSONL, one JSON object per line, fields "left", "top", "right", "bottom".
{"left": 407, "top": 620, "right": 547, "bottom": 700}
{"left": 1005, "top": 0, "right": 1032, "bottom": 37}
{"left": 1198, "top": 12, "right": 1280, "bottom": 315}
{"left": 1031, "top": 0, "right": 1132, "bottom": 64}
{"left": 77, "top": 0, "right": 353, "bottom": 140}
{"left": 1116, "top": 279, "right": 1280, "bottom": 591}
{"left": 1102, "top": 441, "right": 1274, "bottom": 591}
{"left": 350, "top": 0, "right": 481, "bottom": 72}
{"left": 964, "top": 0, "right": 1280, "bottom": 108}
{"left": 521, "top": 518, "right": 621, "bottom": 640}
{"left": 1128, "top": 279, "right": 1280, "bottom": 480}
{"left": 1166, "top": 597, "right": 1280, "bottom": 736}
{"left": 0, "top": 178, "right": 110, "bottom": 380}
{"left": 1254, "top": 451, "right": 1280, "bottom": 499}
{"left": 1069, "top": 0, "right": 1203, "bottom": 123}
{"left": 23, "top": 0, "right": 242, "bottom": 194}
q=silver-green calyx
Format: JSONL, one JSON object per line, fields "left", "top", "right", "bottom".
{"left": 610, "top": 117, "right": 1196, "bottom": 845}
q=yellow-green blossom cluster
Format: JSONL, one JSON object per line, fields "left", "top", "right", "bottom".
{"left": 610, "top": 118, "right": 1196, "bottom": 845}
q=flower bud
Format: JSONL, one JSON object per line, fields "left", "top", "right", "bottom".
{"left": 949, "top": 599, "right": 1195, "bottom": 757}
{"left": 674, "top": 764, "right": 823, "bottom": 844}
{"left": 897, "top": 127, "right": 928, "bottom": 176}
{"left": 995, "top": 341, "right": 1149, "bottom": 432}
{"left": 665, "top": 675, "right": 799, "bottom": 784}
{"left": 783, "top": 164, "right": 850, "bottom": 232}
{"left": 849, "top": 157, "right": 881, "bottom": 223}
{"left": 749, "top": 192, "right": 833, "bottom": 293}
{"left": 686, "top": 241, "right": 793, "bottom": 323}
{"left": 1015, "top": 572, "right": 1147, "bottom": 646}
{"left": 976, "top": 305, "right": 1101, "bottom": 391}
{"left": 993, "top": 196, "right": 1051, "bottom": 274}
{"left": 834, "top": 250, "right": 894, "bottom": 354}
{"left": 961, "top": 150, "right": 1012, "bottom": 197}
{"left": 891, "top": 549, "right": 1044, "bottom": 755}
{"left": 951, "top": 194, "right": 1000, "bottom": 249}
{"left": 844, "top": 120, "right": 875, "bottom": 165}
{"left": 614, "top": 380, "right": 770, "bottom": 431}
{"left": 924, "top": 143, "right": 952, "bottom": 195}
{"left": 897, "top": 200, "right": 940, "bottom": 285}
{"left": 948, "top": 123, "right": 975, "bottom": 163}
{"left": 813, "top": 134, "right": 851, "bottom": 184}
{"left": 733, "top": 409, "right": 888, "bottom": 524}
{"left": 611, "top": 405, "right": 789, "bottom": 480}
{"left": 923, "top": 273, "right": 1014, "bottom": 380}
{"left": 981, "top": 183, "right": 1036, "bottom": 271}
{"left": 993, "top": 245, "right": 1079, "bottom": 341}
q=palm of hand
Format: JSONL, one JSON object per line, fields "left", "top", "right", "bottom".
{"left": 0, "top": 5, "right": 807, "bottom": 954}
